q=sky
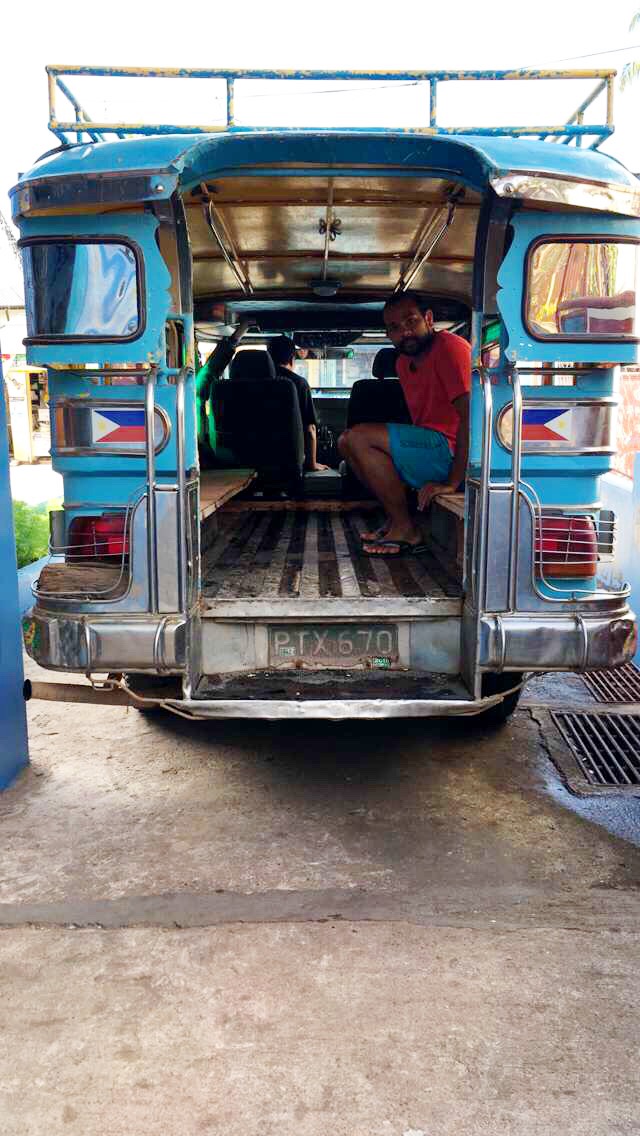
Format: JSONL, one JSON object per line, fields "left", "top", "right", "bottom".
{"left": 1, "top": 0, "right": 640, "bottom": 302}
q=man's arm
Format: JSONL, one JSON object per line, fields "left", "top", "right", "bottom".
{"left": 306, "top": 423, "right": 317, "bottom": 469}
{"left": 195, "top": 319, "right": 251, "bottom": 402}
{"left": 417, "top": 392, "right": 469, "bottom": 511}
{"left": 299, "top": 378, "right": 329, "bottom": 471}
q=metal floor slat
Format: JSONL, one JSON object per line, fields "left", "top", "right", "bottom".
{"left": 201, "top": 507, "right": 462, "bottom": 602}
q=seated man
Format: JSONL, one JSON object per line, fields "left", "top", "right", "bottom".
{"left": 338, "top": 292, "right": 470, "bottom": 557}
{"left": 267, "top": 336, "right": 328, "bottom": 472}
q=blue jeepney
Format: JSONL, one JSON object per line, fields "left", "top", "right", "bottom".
{"left": 13, "top": 66, "right": 639, "bottom": 720}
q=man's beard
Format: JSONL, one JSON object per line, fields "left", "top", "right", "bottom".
{"left": 398, "top": 331, "right": 433, "bottom": 356}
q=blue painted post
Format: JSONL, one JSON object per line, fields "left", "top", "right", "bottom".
{"left": 633, "top": 453, "right": 640, "bottom": 665}
{"left": 0, "top": 354, "right": 29, "bottom": 787}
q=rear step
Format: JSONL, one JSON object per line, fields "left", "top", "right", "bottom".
{"left": 196, "top": 669, "right": 469, "bottom": 701}
{"left": 182, "top": 668, "right": 491, "bottom": 719}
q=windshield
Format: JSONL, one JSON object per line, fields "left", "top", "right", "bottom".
{"left": 293, "top": 343, "right": 385, "bottom": 391}
{"left": 206, "top": 340, "right": 389, "bottom": 392}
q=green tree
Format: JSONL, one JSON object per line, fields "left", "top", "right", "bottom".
{"left": 621, "top": 12, "right": 640, "bottom": 89}
{"left": 12, "top": 501, "right": 51, "bottom": 569}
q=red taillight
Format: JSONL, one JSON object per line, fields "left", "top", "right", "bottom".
{"left": 67, "top": 513, "right": 129, "bottom": 562}
{"left": 534, "top": 514, "right": 597, "bottom": 578}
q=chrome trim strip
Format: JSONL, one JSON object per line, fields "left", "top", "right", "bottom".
{"left": 153, "top": 616, "right": 168, "bottom": 671}
{"left": 508, "top": 368, "right": 522, "bottom": 611}
{"left": 576, "top": 613, "right": 589, "bottom": 670}
{"left": 491, "top": 172, "right": 640, "bottom": 218}
{"left": 175, "top": 368, "right": 187, "bottom": 612}
{"left": 144, "top": 372, "right": 158, "bottom": 613}
{"left": 166, "top": 694, "right": 508, "bottom": 721}
{"left": 201, "top": 597, "right": 462, "bottom": 619}
{"left": 476, "top": 366, "right": 493, "bottom": 613}
{"left": 466, "top": 482, "right": 604, "bottom": 512}
{"left": 47, "top": 366, "right": 152, "bottom": 376}
{"left": 83, "top": 619, "right": 92, "bottom": 675}
{"left": 496, "top": 615, "right": 507, "bottom": 672}
{"left": 53, "top": 397, "right": 171, "bottom": 457}
{"left": 496, "top": 397, "right": 617, "bottom": 456}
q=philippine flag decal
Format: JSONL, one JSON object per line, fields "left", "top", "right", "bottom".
{"left": 91, "top": 408, "right": 147, "bottom": 446}
{"left": 522, "top": 407, "right": 573, "bottom": 444}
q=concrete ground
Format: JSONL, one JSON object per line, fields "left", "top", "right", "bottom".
{"left": 2, "top": 659, "right": 640, "bottom": 1135}
{"left": 9, "top": 459, "right": 63, "bottom": 507}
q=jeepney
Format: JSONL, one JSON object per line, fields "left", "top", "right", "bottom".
{"left": 14, "top": 65, "right": 639, "bottom": 721}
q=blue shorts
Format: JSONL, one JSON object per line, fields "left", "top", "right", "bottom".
{"left": 387, "top": 423, "right": 453, "bottom": 490}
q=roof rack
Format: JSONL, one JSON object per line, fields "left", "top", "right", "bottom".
{"left": 46, "top": 65, "right": 616, "bottom": 150}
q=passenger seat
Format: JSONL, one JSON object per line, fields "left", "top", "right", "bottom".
{"left": 346, "top": 346, "right": 409, "bottom": 428}
{"left": 211, "top": 350, "right": 305, "bottom": 493}
{"left": 371, "top": 347, "right": 398, "bottom": 379}
{"left": 341, "top": 347, "right": 410, "bottom": 496}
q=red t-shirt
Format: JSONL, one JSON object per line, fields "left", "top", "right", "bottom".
{"left": 395, "top": 330, "right": 471, "bottom": 452}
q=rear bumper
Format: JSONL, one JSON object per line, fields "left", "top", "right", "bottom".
{"left": 21, "top": 608, "right": 186, "bottom": 673}
{"left": 161, "top": 695, "right": 507, "bottom": 720}
{"left": 22, "top": 605, "right": 636, "bottom": 715}
{"left": 478, "top": 609, "right": 636, "bottom": 672}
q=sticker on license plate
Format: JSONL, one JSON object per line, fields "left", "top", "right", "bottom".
{"left": 268, "top": 624, "right": 399, "bottom": 666}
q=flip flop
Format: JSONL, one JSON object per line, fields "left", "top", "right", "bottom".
{"left": 361, "top": 539, "right": 429, "bottom": 558}
{"left": 360, "top": 525, "right": 389, "bottom": 544}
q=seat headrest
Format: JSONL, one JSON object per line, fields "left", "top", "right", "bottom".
{"left": 229, "top": 350, "right": 277, "bottom": 381}
{"left": 372, "top": 347, "right": 398, "bottom": 379}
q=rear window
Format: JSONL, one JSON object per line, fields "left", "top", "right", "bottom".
{"left": 22, "top": 239, "right": 142, "bottom": 341}
{"left": 295, "top": 344, "right": 386, "bottom": 392}
{"left": 525, "top": 239, "right": 640, "bottom": 341}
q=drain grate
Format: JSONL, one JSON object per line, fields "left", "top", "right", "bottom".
{"left": 551, "top": 710, "right": 640, "bottom": 788}
{"left": 581, "top": 662, "right": 640, "bottom": 704}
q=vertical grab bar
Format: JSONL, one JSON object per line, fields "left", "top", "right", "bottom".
{"left": 144, "top": 370, "right": 159, "bottom": 613}
{"left": 475, "top": 366, "right": 494, "bottom": 614}
{"left": 175, "top": 368, "right": 188, "bottom": 613}
{"left": 508, "top": 367, "right": 523, "bottom": 611}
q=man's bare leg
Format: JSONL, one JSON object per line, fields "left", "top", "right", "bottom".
{"left": 340, "top": 431, "right": 390, "bottom": 540}
{"left": 339, "top": 424, "right": 421, "bottom": 548}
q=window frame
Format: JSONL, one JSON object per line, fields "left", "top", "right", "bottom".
{"left": 522, "top": 234, "right": 640, "bottom": 345}
{"left": 19, "top": 235, "right": 146, "bottom": 345}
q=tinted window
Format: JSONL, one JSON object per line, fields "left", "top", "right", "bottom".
{"left": 526, "top": 240, "right": 639, "bottom": 340}
{"left": 23, "top": 241, "right": 140, "bottom": 339}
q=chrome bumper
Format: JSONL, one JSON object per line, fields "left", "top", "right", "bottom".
{"left": 478, "top": 608, "right": 636, "bottom": 671}
{"left": 22, "top": 609, "right": 186, "bottom": 672}
{"left": 22, "top": 605, "right": 636, "bottom": 692}
{"left": 157, "top": 694, "right": 509, "bottom": 720}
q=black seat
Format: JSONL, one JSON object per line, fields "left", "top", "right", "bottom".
{"left": 371, "top": 347, "right": 398, "bottom": 379}
{"left": 211, "top": 350, "right": 305, "bottom": 492}
{"left": 229, "top": 349, "right": 276, "bottom": 382}
{"left": 341, "top": 372, "right": 411, "bottom": 497}
{"left": 346, "top": 379, "right": 411, "bottom": 429}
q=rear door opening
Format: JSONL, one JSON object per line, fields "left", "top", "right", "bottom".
{"left": 182, "top": 170, "right": 476, "bottom": 681}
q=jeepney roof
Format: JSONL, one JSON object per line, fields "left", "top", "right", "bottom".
{"left": 13, "top": 132, "right": 640, "bottom": 312}
{"left": 12, "top": 131, "right": 640, "bottom": 210}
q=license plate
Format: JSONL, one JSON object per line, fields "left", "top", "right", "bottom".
{"left": 268, "top": 624, "right": 399, "bottom": 667}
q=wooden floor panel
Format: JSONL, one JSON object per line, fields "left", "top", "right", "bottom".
{"left": 201, "top": 508, "right": 462, "bottom": 601}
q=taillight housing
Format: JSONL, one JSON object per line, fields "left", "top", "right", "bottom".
{"left": 67, "top": 513, "right": 129, "bottom": 562}
{"left": 534, "top": 514, "right": 597, "bottom": 578}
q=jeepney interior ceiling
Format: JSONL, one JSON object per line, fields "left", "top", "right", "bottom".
{"left": 185, "top": 175, "right": 480, "bottom": 309}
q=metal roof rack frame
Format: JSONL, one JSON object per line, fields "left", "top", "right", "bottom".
{"left": 46, "top": 65, "right": 616, "bottom": 150}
